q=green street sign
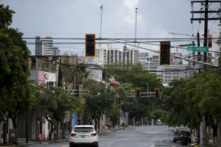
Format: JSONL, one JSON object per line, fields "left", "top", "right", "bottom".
{"left": 187, "top": 46, "right": 208, "bottom": 52}
{"left": 160, "top": 92, "right": 163, "bottom": 95}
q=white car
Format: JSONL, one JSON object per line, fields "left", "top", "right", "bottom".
{"left": 69, "top": 125, "right": 99, "bottom": 147}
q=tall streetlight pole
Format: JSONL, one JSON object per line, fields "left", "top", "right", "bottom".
{"left": 135, "top": 8, "right": 138, "bottom": 46}
{"left": 100, "top": 5, "right": 103, "bottom": 47}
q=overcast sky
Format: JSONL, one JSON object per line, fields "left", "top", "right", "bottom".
{"left": 1, "top": 0, "right": 220, "bottom": 56}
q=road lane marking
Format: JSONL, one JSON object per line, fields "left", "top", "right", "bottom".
{"left": 62, "top": 145, "right": 68, "bottom": 147}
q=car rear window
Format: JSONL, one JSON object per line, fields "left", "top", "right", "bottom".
{"left": 74, "top": 127, "right": 94, "bottom": 132}
{"left": 177, "top": 128, "right": 188, "bottom": 132}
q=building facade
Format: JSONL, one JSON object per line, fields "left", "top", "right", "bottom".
{"left": 139, "top": 51, "right": 183, "bottom": 72}
{"left": 156, "top": 65, "right": 190, "bottom": 83}
{"left": 96, "top": 44, "right": 139, "bottom": 64}
{"left": 78, "top": 57, "right": 103, "bottom": 82}
{"left": 35, "top": 36, "right": 60, "bottom": 56}
{"left": 211, "top": 32, "right": 220, "bottom": 66}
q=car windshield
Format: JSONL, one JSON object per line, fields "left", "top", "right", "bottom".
{"left": 74, "top": 127, "right": 94, "bottom": 132}
{"left": 177, "top": 128, "right": 188, "bottom": 132}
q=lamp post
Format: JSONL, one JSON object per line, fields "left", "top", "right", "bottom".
{"left": 99, "top": 5, "right": 103, "bottom": 47}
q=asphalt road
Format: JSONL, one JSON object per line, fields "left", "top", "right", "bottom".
{"left": 23, "top": 125, "right": 190, "bottom": 147}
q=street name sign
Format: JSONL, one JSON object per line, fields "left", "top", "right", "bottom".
{"left": 187, "top": 46, "right": 208, "bottom": 52}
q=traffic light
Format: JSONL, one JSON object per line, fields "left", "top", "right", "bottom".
{"left": 154, "top": 88, "right": 160, "bottom": 98}
{"left": 135, "top": 88, "right": 141, "bottom": 97}
{"left": 74, "top": 85, "right": 79, "bottom": 96}
{"left": 160, "top": 41, "right": 171, "bottom": 65}
{"left": 85, "top": 34, "right": 96, "bottom": 57}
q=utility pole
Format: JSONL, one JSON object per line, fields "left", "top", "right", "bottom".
{"left": 190, "top": 2, "right": 221, "bottom": 146}
{"left": 25, "top": 113, "right": 28, "bottom": 143}
{"left": 197, "top": 31, "right": 201, "bottom": 73}
{"left": 192, "top": 41, "right": 195, "bottom": 66}
{"left": 203, "top": 0, "right": 208, "bottom": 70}
{"left": 191, "top": 0, "right": 221, "bottom": 71}
{"left": 135, "top": 7, "right": 138, "bottom": 46}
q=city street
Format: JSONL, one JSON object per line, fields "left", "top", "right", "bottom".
{"left": 22, "top": 125, "right": 190, "bottom": 147}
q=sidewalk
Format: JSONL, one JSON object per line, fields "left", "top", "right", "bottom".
{"left": 0, "top": 138, "right": 69, "bottom": 147}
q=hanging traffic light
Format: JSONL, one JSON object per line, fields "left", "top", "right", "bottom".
{"left": 135, "top": 88, "right": 141, "bottom": 97}
{"left": 160, "top": 41, "right": 171, "bottom": 65}
{"left": 154, "top": 88, "right": 160, "bottom": 98}
{"left": 74, "top": 85, "right": 79, "bottom": 96}
{"left": 85, "top": 34, "right": 96, "bottom": 57}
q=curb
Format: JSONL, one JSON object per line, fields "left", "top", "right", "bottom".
{"left": 0, "top": 139, "right": 69, "bottom": 147}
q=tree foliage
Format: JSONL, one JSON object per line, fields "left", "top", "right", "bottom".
{"left": 103, "top": 62, "right": 164, "bottom": 120}
{"left": 0, "top": 4, "right": 33, "bottom": 130}
{"left": 161, "top": 53, "right": 221, "bottom": 128}
{"left": 34, "top": 86, "right": 79, "bottom": 140}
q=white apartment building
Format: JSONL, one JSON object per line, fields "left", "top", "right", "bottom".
{"left": 156, "top": 64, "right": 190, "bottom": 83}
{"left": 211, "top": 32, "right": 220, "bottom": 66}
{"left": 96, "top": 44, "right": 139, "bottom": 64}
{"left": 139, "top": 51, "right": 183, "bottom": 72}
{"left": 35, "top": 36, "right": 60, "bottom": 56}
{"left": 78, "top": 57, "right": 103, "bottom": 82}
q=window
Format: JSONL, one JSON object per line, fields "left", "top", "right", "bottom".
{"left": 165, "top": 76, "right": 167, "bottom": 78}
{"left": 146, "top": 58, "right": 149, "bottom": 61}
{"left": 74, "top": 127, "right": 94, "bottom": 132}
{"left": 149, "top": 58, "right": 152, "bottom": 61}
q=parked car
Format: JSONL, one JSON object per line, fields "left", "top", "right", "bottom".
{"left": 156, "top": 121, "right": 163, "bottom": 125}
{"left": 173, "top": 127, "right": 191, "bottom": 143}
{"left": 69, "top": 125, "right": 99, "bottom": 147}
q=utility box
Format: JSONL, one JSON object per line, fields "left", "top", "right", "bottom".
{"left": 9, "top": 129, "right": 17, "bottom": 144}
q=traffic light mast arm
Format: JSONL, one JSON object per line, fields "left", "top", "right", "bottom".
{"left": 108, "top": 39, "right": 218, "bottom": 67}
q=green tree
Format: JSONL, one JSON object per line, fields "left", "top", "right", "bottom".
{"left": 109, "top": 102, "right": 121, "bottom": 130}
{"left": 34, "top": 86, "right": 79, "bottom": 140}
{"left": 103, "top": 62, "right": 164, "bottom": 92}
{"left": 83, "top": 79, "right": 115, "bottom": 129}
{"left": 0, "top": 4, "right": 33, "bottom": 138}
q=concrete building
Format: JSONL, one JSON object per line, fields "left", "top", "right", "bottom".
{"left": 156, "top": 64, "right": 190, "bottom": 83}
{"left": 153, "top": 50, "right": 189, "bottom": 84}
{"left": 96, "top": 44, "right": 139, "bottom": 64}
{"left": 78, "top": 57, "right": 103, "bottom": 82}
{"left": 211, "top": 32, "right": 220, "bottom": 66}
{"left": 139, "top": 51, "right": 183, "bottom": 73}
{"left": 35, "top": 36, "right": 60, "bottom": 56}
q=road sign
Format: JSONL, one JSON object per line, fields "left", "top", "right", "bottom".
{"left": 160, "top": 92, "right": 162, "bottom": 95}
{"left": 187, "top": 46, "right": 208, "bottom": 52}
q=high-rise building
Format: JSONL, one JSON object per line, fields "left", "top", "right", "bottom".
{"left": 96, "top": 44, "right": 139, "bottom": 64}
{"left": 35, "top": 36, "right": 60, "bottom": 56}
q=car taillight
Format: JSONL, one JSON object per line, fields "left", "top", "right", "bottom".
{"left": 91, "top": 133, "right": 97, "bottom": 136}
{"left": 186, "top": 132, "right": 190, "bottom": 135}
{"left": 71, "top": 133, "right": 76, "bottom": 136}
{"left": 174, "top": 132, "right": 179, "bottom": 134}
